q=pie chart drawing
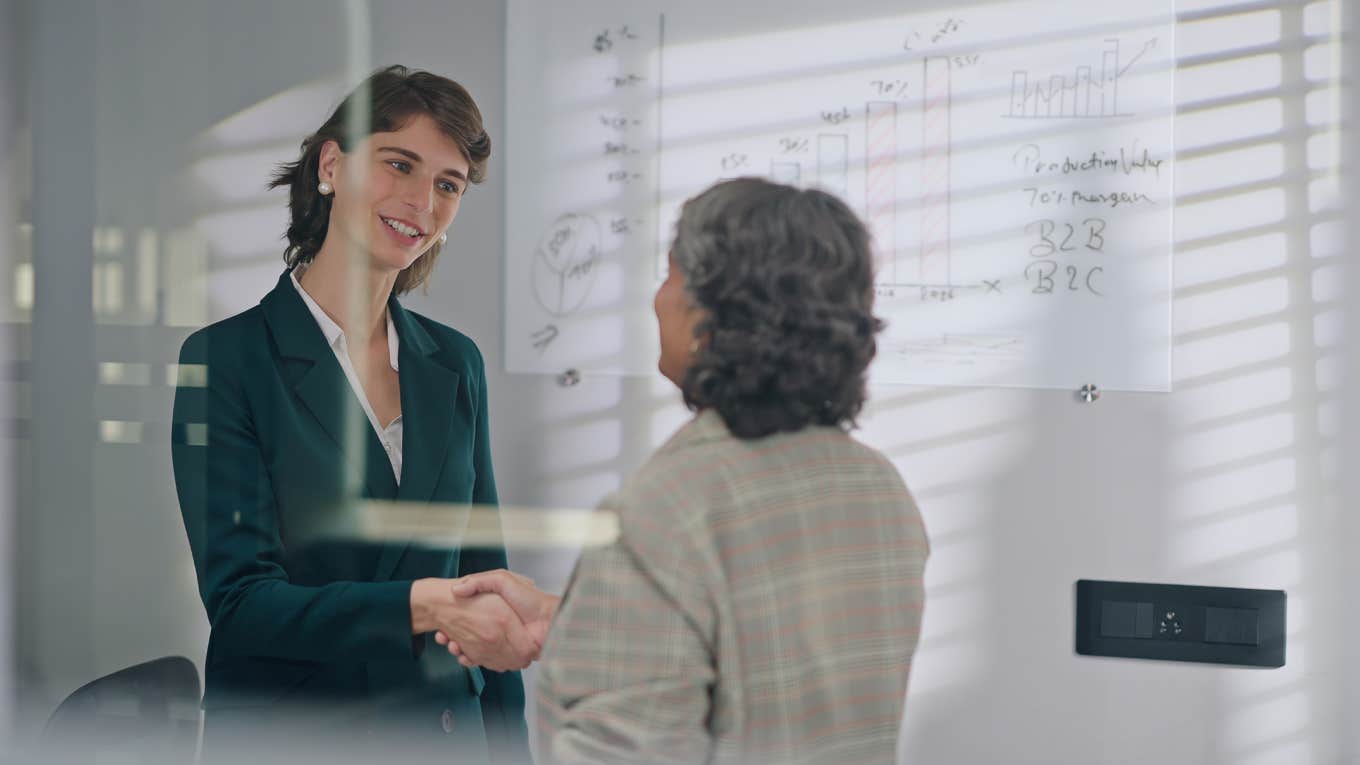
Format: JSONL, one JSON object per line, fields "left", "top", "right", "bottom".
{"left": 532, "top": 213, "right": 602, "bottom": 318}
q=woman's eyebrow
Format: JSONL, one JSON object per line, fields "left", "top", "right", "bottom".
{"left": 378, "top": 146, "right": 468, "bottom": 181}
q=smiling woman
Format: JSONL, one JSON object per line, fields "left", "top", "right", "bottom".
{"left": 270, "top": 65, "right": 488, "bottom": 295}
{"left": 169, "top": 66, "right": 532, "bottom": 764}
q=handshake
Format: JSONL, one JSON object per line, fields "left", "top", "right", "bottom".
{"left": 410, "top": 569, "right": 562, "bottom": 672}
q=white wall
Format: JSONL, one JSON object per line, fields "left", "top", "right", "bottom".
{"left": 873, "top": 3, "right": 1344, "bottom": 762}
{"left": 10, "top": 1, "right": 1353, "bottom": 763}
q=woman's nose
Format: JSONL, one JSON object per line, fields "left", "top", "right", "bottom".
{"left": 399, "top": 177, "right": 434, "bottom": 213}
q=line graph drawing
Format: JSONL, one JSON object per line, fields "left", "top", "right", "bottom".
{"left": 1004, "top": 37, "right": 1156, "bottom": 119}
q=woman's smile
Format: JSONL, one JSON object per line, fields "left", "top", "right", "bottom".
{"left": 378, "top": 214, "right": 427, "bottom": 247}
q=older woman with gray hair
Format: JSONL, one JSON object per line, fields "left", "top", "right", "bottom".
{"left": 443, "top": 177, "right": 929, "bottom": 764}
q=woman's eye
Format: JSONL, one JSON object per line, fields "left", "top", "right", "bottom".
{"left": 387, "top": 160, "right": 411, "bottom": 173}
{"left": 438, "top": 181, "right": 460, "bottom": 195}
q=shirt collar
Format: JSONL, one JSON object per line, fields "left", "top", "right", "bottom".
{"left": 290, "top": 267, "right": 400, "bottom": 372}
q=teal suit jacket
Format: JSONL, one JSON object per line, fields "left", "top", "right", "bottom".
{"left": 171, "top": 271, "right": 528, "bottom": 763}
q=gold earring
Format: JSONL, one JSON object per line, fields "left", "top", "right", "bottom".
{"left": 689, "top": 339, "right": 700, "bottom": 354}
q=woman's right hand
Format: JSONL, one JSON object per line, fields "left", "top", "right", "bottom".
{"left": 434, "top": 570, "right": 562, "bottom": 666}
{"left": 410, "top": 578, "right": 540, "bottom": 671}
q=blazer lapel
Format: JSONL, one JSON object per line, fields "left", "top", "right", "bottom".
{"left": 371, "top": 297, "right": 460, "bottom": 582}
{"left": 260, "top": 271, "right": 400, "bottom": 503}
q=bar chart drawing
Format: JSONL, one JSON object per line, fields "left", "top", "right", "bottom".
{"left": 509, "top": 1, "right": 1175, "bottom": 387}
{"left": 872, "top": 57, "right": 953, "bottom": 291}
{"left": 770, "top": 160, "right": 801, "bottom": 184}
{"left": 918, "top": 57, "right": 951, "bottom": 288}
{"left": 1005, "top": 38, "right": 1151, "bottom": 119}
{"left": 864, "top": 101, "right": 898, "bottom": 284}
{"left": 816, "top": 134, "right": 849, "bottom": 196}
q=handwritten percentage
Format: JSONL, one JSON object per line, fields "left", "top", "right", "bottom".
{"left": 904, "top": 18, "right": 966, "bottom": 50}
{"left": 720, "top": 153, "right": 750, "bottom": 171}
{"left": 931, "top": 18, "right": 963, "bottom": 43}
{"left": 870, "top": 79, "right": 909, "bottom": 97}
{"left": 821, "top": 106, "right": 851, "bottom": 125}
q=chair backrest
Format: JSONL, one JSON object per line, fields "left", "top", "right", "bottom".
{"left": 41, "top": 655, "right": 201, "bottom": 763}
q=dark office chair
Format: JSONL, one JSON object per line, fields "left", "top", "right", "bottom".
{"left": 41, "top": 655, "right": 201, "bottom": 763}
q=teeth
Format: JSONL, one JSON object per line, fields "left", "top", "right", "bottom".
{"left": 382, "top": 217, "right": 421, "bottom": 237}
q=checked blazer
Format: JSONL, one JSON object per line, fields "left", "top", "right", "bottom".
{"left": 536, "top": 409, "right": 929, "bottom": 765}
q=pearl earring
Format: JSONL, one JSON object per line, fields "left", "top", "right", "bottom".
{"left": 438, "top": 232, "right": 448, "bottom": 245}
{"left": 689, "top": 339, "right": 701, "bottom": 354}
{"left": 317, "top": 181, "right": 333, "bottom": 195}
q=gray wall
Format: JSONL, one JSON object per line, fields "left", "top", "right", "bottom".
{"left": 20, "top": 0, "right": 96, "bottom": 737}
{"left": 6, "top": 1, "right": 1357, "bottom": 763}
{"left": 0, "top": 0, "right": 26, "bottom": 744}
{"left": 1341, "top": 1, "right": 1359, "bottom": 760}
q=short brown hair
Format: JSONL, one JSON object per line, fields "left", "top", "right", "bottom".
{"left": 270, "top": 65, "right": 491, "bottom": 295}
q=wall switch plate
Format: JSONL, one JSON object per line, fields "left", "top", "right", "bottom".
{"left": 1075, "top": 580, "right": 1285, "bottom": 668}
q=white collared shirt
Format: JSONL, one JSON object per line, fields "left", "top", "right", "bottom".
{"left": 290, "top": 268, "right": 403, "bottom": 483}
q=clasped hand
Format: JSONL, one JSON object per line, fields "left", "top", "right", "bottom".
{"left": 411, "top": 571, "right": 560, "bottom": 672}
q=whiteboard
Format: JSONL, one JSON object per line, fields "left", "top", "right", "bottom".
{"left": 505, "top": 0, "right": 1175, "bottom": 391}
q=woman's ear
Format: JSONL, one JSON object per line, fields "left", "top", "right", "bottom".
{"left": 317, "top": 139, "right": 343, "bottom": 189}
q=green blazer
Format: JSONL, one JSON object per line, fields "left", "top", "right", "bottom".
{"left": 171, "top": 271, "right": 528, "bottom": 763}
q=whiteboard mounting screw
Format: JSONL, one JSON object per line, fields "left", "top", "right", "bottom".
{"left": 1078, "top": 384, "right": 1100, "bottom": 403}
{"left": 557, "top": 368, "right": 581, "bottom": 388}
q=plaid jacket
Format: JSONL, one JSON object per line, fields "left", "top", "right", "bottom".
{"left": 536, "top": 410, "right": 929, "bottom": 764}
